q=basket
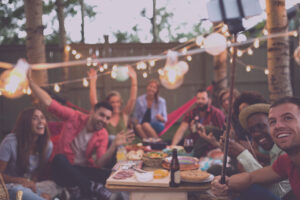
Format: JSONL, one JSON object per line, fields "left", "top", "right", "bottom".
{"left": 0, "top": 173, "right": 9, "bottom": 200}
{"left": 142, "top": 152, "right": 167, "bottom": 168}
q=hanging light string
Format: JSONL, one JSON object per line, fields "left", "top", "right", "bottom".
{"left": 0, "top": 30, "right": 298, "bottom": 94}
{"left": 0, "top": 30, "right": 297, "bottom": 71}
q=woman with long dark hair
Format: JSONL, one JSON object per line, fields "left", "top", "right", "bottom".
{"left": 133, "top": 79, "right": 168, "bottom": 138}
{"left": 0, "top": 108, "right": 53, "bottom": 200}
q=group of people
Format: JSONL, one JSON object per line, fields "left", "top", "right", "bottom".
{"left": 0, "top": 65, "right": 300, "bottom": 200}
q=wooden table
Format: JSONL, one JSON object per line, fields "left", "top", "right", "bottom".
{"left": 106, "top": 181, "right": 211, "bottom": 200}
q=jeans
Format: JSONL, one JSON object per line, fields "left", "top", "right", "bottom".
{"left": 236, "top": 184, "right": 281, "bottom": 200}
{"left": 6, "top": 184, "right": 44, "bottom": 200}
{"left": 150, "top": 121, "right": 164, "bottom": 133}
{"left": 51, "top": 154, "right": 111, "bottom": 196}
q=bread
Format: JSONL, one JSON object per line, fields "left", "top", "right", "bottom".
{"left": 180, "top": 170, "right": 210, "bottom": 182}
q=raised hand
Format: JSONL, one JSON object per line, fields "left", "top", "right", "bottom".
{"left": 127, "top": 65, "right": 137, "bottom": 80}
{"left": 88, "top": 68, "right": 98, "bottom": 82}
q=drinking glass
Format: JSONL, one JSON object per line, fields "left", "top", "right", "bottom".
{"left": 184, "top": 138, "right": 194, "bottom": 153}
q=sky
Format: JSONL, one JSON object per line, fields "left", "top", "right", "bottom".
{"left": 43, "top": 0, "right": 300, "bottom": 44}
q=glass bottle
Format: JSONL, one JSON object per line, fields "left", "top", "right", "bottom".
{"left": 170, "top": 149, "right": 180, "bottom": 187}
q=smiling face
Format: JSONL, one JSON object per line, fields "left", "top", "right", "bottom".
{"left": 196, "top": 91, "right": 209, "bottom": 111}
{"left": 268, "top": 103, "right": 300, "bottom": 152}
{"left": 109, "top": 95, "right": 122, "bottom": 113}
{"left": 146, "top": 81, "right": 158, "bottom": 97}
{"left": 31, "top": 109, "right": 47, "bottom": 135}
{"left": 247, "top": 113, "right": 274, "bottom": 151}
{"left": 90, "top": 107, "right": 112, "bottom": 131}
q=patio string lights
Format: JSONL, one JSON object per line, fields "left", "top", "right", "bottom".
{"left": 0, "top": 28, "right": 298, "bottom": 96}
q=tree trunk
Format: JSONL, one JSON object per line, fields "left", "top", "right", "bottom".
{"left": 212, "top": 49, "right": 228, "bottom": 105}
{"left": 152, "top": 0, "right": 157, "bottom": 43}
{"left": 24, "top": 0, "right": 48, "bottom": 85}
{"left": 266, "top": 0, "right": 293, "bottom": 102}
{"left": 79, "top": 0, "right": 85, "bottom": 43}
{"left": 56, "top": 0, "right": 69, "bottom": 81}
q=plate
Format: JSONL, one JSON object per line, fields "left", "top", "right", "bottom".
{"left": 181, "top": 174, "right": 214, "bottom": 183}
{"left": 164, "top": 156, "right": 199, "bottom": 165}
{"left": 162, "top": 156, "right": 200, "bottom": 170}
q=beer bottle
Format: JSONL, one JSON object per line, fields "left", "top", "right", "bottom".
{"left": 170, "top": 149, "right": 180, "bottom": 187}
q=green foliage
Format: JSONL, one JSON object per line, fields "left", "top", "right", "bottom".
{"left": 0, "top": 0, "right": 97, "bottom": 45}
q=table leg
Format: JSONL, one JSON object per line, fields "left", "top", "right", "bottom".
{"left": 130, "top": 192, "right": 187, "bottom": 200}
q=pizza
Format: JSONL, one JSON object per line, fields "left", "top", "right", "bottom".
{"left": 180, "top": 170, "right": 210, "bottom": 182}
{"left": 127, "top": 150, "right": 144, "bottom": 160}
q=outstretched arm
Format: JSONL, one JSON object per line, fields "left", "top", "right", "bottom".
{"left": 28, "top": 70, "right": 52, "bottom": 107}
{"left": 171, "top": 122, "right": 188, "bottom": 145}
{"left": 96, "top": 130, "right": 135, "bottom": 168}
{"left": 123, "top": 66, "right": 137, "bottom": 115}
{"left": 88, "top": 68, "right": 98, "bottom": 107}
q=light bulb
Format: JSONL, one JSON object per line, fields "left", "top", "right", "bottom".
{"left": 75, "top": 54, "right": 80, "bottom": 60}
{"left": 0, "top": 59, "right": 30, "bottom": 99}
{"left": 72, "top": 50, "right": 77, "bottom": 55}
{"left": 247, "top": 48, "right": 254, "bottom": 55}
{"left": 115, "top": 66, "right": 129, "bottom": 82}
{"left": 254, "top": 39, "right": 260, "bottom": 48}
{"left": 264, "top": 69, "right": 269, "bottom": 75}
{"left": 187, "top": 56, "right": 192, "bottom": 61}
{"left": 182, "top": 48, "right": 187, "bottom": 55}
{"left": 65, "top": 45, "right": 71, "bottom": 51}
{"left": 103, "top": 64, "right": 108, "bottom": 69}
{"left": 99, "top": 66, "right": 104, "bottom": 72}
{"left": 159, "top": 51, "right": 184, "bottom": 90}
{"left": 142, "top": 72, "right": 148, "bottom": 78}
{"left": 83, "top": 78, "right": 89, "bottom": 87}
{"left": 149, "top": 60, "right": 155, "bottom": 67}
{"left": 196, "top": 36, "right": 204, "bottom": 46}
{"left": 237, "top": 50, "right": 243, "bottom": 57}
{"left": 54, "top": 84, "right": 60, "bottom": 93}
{"left": 246, "top": 65, "right": 252, "bottom": 72}
{"left": 137, "top": 62, "right": 147, "bottom": 70}
{"left": 204, "top": 33, "right": 227, "bottom": 56}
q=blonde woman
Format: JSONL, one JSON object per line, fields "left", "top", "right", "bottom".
{"left": 89, "top": 66, "right": 137, "bottom": 139}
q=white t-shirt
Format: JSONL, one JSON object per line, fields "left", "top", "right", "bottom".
{"left": 71, "top": 127, "right": 94, "bottom": 166}
{"left": 0, "top": 133, "right": 53, "bottom": 178}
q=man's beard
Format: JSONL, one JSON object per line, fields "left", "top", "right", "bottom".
{"left": 198, "top": 103, "right": 208, "bottom": 111}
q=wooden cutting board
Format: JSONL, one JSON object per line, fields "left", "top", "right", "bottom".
{"left": 106, "top": 170, "right": 170, "bottom": 187}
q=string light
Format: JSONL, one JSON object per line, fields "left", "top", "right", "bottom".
{"left": 149, "top": 60, "right": 155, "bottom": 67}
{"left": 158, "top": 68, "right": 164, "bottom": 75}
{"left": 263, "top": 29, "right": 268, "bottom": 36}
{"left": 292, "top": 31, "right": 298, "bottom": 37}
{"left": 82, "top": 78, "right": 89, "bottom": 87}
{"left": 26, "top": 88, "right": 31, "bottom": 95}
{"left": 237, "top": 50, "right": 243, "bottom": 57}
{"left": 142, "top": 72, "right": 148, "bottom": 78}
{"left": 92, "top": 61, "right": 98, "bottom": 67}
{"left": 71, "top": 50, "right": 77, "bottom": 55}
{"left": 230, "top": 58, "right": 233, "bottom": 63}
{"left": 0, "top": 90, "right": 2, "bottom": 96}
{"left": 103, "top": 63, "right": 108, "bottom": 69}
{"left": 99, "top": 66, "right": 104, "bottom": 72}
{"left": 65, "top": 45, "right": 71, "bottom": 51}
{"left": 187, "top": 56, "right": 192, "bottom": 61}
{"left": 182, "top": 48, "right": 188, "bottom": 55}
{"left": 137, "top": 62, "right": 147, "bottom": 70}
{"left": 254, "top": 39, "right": 260, "bottom": 48}
{"left": 111, "top": 71, "right": 117, "bottom": 79}
{"left": 75, "top": 54, "right": 81, "bottom": 60}
{"left": 246, "top": 65, "right": 252, "bottom": 72}
{"left": 264, "top": 69, "right": 269, "bottom": 75}
{"left": 247, "top": 48, "right": 254, "bottom": 55}
{"left": 54, "top": 84, "right": 60, "bottom": 93}
{"left": 221, "top": 25, "right": 228, "bottom": 33}
{"left": 112, "top": 65, "right": 117, "bottom": 71}
{"left": 195, "top": 36, "right": 204, "bottom": 46}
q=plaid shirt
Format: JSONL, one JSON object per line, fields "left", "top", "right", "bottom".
{"left": 183, "top": 104, "right": 225, "bottom": 129}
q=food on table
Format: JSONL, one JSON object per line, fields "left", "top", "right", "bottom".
{"left": 112, "top": 170, "right": 134, "bottom": 180}
{"left": 207, "top": 148, "right": 224, "bottom": 159}
{"left": 153, "top": 169, "right": 169, "bottom": 179}
{"left": 127, "top": 149, "right": 144, "bottom": 160}
{"left": 180, "top": 170, "right": 210, "bottom": 182}
{"left": 126, "top": 144, "right": 149, "bottom": 152}
{"left": 142, "top": 152, "right": 168, "bottom": 168}
{"left": 162, "top": 156, "right": 200, "bottom": 171}
{"left": 135, "top": 171, "right": 154, "bottom": 182}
